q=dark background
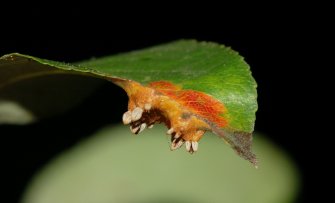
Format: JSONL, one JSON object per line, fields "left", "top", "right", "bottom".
{"left": 0, "top": 5, "right": 321, "bottom": 203}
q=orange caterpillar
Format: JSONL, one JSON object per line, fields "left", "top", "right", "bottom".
{"left": 114, "top": 79, "right": 228, "bottom": 154}
{"left": 111, "top": 78, "right": 257, "bottom": 167}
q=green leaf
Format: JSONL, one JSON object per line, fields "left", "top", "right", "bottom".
{"left": 1, "top": 40, "right": 256, "bottom": 132}
{"left": 21, "top": 125, "right": 299, "bottom": 203}
{"left": 0, "top": 40, "right": 257, "bottom": 164}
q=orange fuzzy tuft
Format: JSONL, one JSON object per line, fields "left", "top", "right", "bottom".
{"left": 149, "top": 81, "right": 227, "bottom": 127}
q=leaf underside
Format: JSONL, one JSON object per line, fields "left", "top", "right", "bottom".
{"left": 0, "top": 40, "right": 258, "bottom": 164}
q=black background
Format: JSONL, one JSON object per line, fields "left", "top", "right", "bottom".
{"left": 0, "top": 4, "right": 322, "bottom": 203}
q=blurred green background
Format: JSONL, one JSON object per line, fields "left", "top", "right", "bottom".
{"left": 22, "top": 125, "right": 299, "bottom": 203}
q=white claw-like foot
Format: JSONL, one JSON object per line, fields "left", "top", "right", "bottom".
{"left": 131, "top": 107, "right": 143, "bottom": 121}
{"left": 122, "top": 111, "right": 132, "bottom": 124}
{"left": 171, "top": 138, "right": 184, "bottom": 150}
{"left": 130, "top": 125, "right": 140, "bottom": 134}
{"left": 167, "top": 128, "right": 174, "bottom": 135}
{"left": 185, "top": 141, "right": 199, "bottom": 153}
{"left": 170, "top": 132, "right": 184, "bottom": 150}
{"left": 174, "top": 132, "right": 181, "bottom": 139}
{"left": 123, "top": 101, "right": 160, "bottom": 136}
{"left": 185, "top": 141, "right": 191, "bottom": 151}
{"left": 191, "top": 141, "right": 198, "bottom": 152}
{"left": 138, "top": 123, "right": 147, "bottom": 134}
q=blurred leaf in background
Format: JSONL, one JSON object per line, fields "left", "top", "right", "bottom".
{"left": 22, "top": 125, "right": 300, "bottom": 203}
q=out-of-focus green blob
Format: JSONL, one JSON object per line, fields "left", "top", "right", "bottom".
{"left": 22, "top": 125, "right": 299, "bottom": 203}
